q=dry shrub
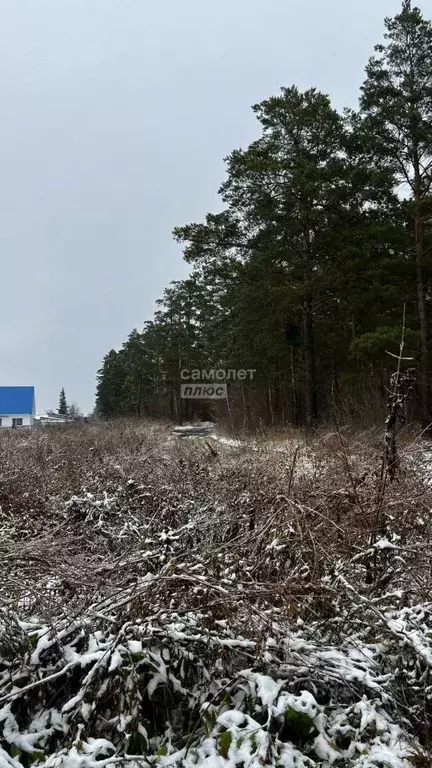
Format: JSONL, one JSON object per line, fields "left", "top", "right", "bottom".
{"left": 0, "top": 420, "right": 431, "bottom": 764}
{"left": 0, "top": 420, "right": 431, "bottom": 618}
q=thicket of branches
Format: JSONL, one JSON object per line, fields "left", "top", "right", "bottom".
{"left": 1, "top": 421, "right": 432, "bottom": 766}
{"left": 96, "top": 1, "right": 432, "bottom": 428}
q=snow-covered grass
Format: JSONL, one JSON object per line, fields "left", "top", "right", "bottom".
{"left": 0, "top": 420, "right": 431, "bottom": 767}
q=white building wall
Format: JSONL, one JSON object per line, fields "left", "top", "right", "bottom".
{"left": 0, "top": 414, "right": 34, "bottom": 428}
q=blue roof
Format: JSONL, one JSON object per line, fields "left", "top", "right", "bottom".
{"left": 0, "top": 387, "right": 35, "bottom": 415}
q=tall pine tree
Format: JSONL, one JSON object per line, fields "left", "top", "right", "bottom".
{"left": 360, "top": 0, "right": 432, "bottom": 422}
{"left": 95, "top": 2, "right": 431, "bottom": 428}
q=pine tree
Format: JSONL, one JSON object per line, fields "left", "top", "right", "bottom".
{"left": 360, "top": 0, "right": 432, "bottom": 422}
{"left": 176, "top": 87, "right": 389, "bottom": 425}
{"left": 95, "top": 3, "right": 432, "bottom": 427}
{"left": 95, "top": 351, "right": 125, "bottom": 418}
{"left": 58, "top": 388, "right": 68, "bottom": 416}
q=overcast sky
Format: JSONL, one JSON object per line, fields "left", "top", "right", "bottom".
{"left": 0, "top": 0, "right": 427, "bottom": 413}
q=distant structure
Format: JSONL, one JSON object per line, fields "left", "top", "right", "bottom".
{"left": 0, "top": 386, "right": 35, "bottom": 428}
{"left": 35, "top": 413, "right": 70, "bottom": 426}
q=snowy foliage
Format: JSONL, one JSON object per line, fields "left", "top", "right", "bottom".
{"left": 0, "top": 422, "right": 431, "bottom": 767}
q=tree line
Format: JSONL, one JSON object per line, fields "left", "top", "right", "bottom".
{"left": 96, "top": 1, "right": 432, "bottom": 428}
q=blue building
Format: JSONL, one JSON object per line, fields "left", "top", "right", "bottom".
{"left": 0, "top": 387, "right": 36, "bottom": 428}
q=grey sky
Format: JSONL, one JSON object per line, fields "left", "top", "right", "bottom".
{"left": 0, "top": 0, "right": 426, "bottom": 413}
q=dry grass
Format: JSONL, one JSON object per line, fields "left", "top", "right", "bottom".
{"left": 1, "top": 419, "right": 432, "bottom": 760}
{"left": 1, "top": 419, "right": 431, "bottom": 624}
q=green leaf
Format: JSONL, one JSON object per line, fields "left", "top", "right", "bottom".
{"left": 218, "top": 730, "right": 232, "bottom": 759}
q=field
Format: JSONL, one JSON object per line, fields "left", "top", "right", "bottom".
{"left": 0, "top": 421, "right": 431, "bottom": 768}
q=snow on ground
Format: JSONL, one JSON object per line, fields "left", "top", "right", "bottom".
{"left": 1, "top": 421, "right": 431, "bottom": 766}
{"left": 211, "top": 434, "right": 244, "bottom": 448}
{"left": 407, "top": 444, "right": 432, "bottom": 487}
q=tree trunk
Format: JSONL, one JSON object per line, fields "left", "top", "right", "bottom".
{"left": 290, "top": 347, "right": 297, "bottom": 425}
{"left": 241, "top": 385, "right": 248, "bottom": 431}
{"left": 137, "top": 379, "right": 142, "bottom": 417}
{"left": 170, "top": 383, "right": 175, "bottom": 422}
{"left": 301, "top": 227, "right": 318, "bottom": 427}
{"left": 413, "top": 138, "right": 429, "bottom": 424}
{"left": 268, "top": 377, "right": 274, "bottom": 428}
{"left": 303, "top": 297, "right": 318, "bottom": 427}
{"left": 414, "top": 208, "right": 429, "bottom": 425}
